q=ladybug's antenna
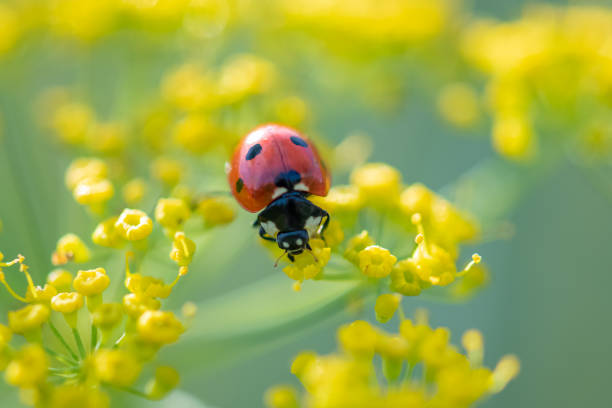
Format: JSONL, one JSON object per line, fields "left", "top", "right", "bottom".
{"left": 274, "top": 251, "right": 287, "bottom": 268}
{"left": 307, "top": 248, "right": 318, "bottom": 263}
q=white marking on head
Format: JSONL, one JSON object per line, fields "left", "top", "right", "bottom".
{"left": 261, "top": 221, "right": 279, "bottom": 237}
{"left": 296, "top": 238, "right": 303, "bottom": 246}
{"left": 282, "top": 241, "right": 290, "bottom": 248}
{"left": 294, "top": 182, "right": 309, "bottom": 192}
{"left": 272, "top": 187, "right": 288, "bottom": 199}
{"left": 304, "top": 216, "right": 322, "bottom": 238}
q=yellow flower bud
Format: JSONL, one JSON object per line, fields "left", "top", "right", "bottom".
{"left": 125, "top": 274, "right": 172, "bottom": 299}
{"left": 5, "top": 344, "right": 47, "bottom": 387}
{"left": 137, "top": 310, "right": 184, "bottom": 345}
{"left": 172, "top": 114, "right": 219, "bottom": 154}
{"left": 390, "top": 259, "right": 425, "bottom": 296}
{"left": 283, "top": 239, "right": 330, "bottom": 282}
{"left": 51, "top": 102, "right": 94, "bottom": 145}
{"left": 155, "top": 198, "right": 191, "bottom": 231}
{"left": 321, "top": 219, "right": 344, "bottom": 248}
{"left": 53, "top": 233, "right": 91, "bottom": 265}
{"left": 290, "top": 351, "right": 317, "bottom": 379}
{"left": 123, "top": 293, "right": 161, "bottom": 319}
{"left": 337, "top": 320, "right": 378, "bottom": 357}
{"left": 145, "top": 366, "right": 180, "bottom": 400}
{"left": 274, "top": 95, "right": 309, "bottom": 126}
{"left": 25, "top": 284, "right": 58, "bottom": 303}
{"left": 51, "top": 292, "right": 83, "bottom": 314}
{"left": 92, "top": 216, "right": 124, "bottom": 248}
{"left": 462, "top": 329, "right": 484, "bottom": 366}
{"left": 492, "top": 112, "right": 535, "bottom": 160}
{"left": 122, "top": 178, "right": 147, "bottom": 205}
{"left": 94, "top": 349, "right": 141, "bottom": 387}
{"left": 411, "top": 242, "right": 456, "bottom": 286}
{"left": 8, "top": 304, "right": 50, "bottom": 334}
{"left": 217, "top": 54, "right": 276, "bottom": 103}
{"left": 65, "top": 158, "right": 108, "bottom": 190}
{"left": 92, "top": 303, "right": 123, "bottom": 330}
{"left": 350, "top": 163, "right": 401, "bottom": 208}
{"left": 343, "top": 230, "right": 375, "bottom": 264}
{"left": 264, "top": 385, "right": 299, "bottom": 408}
{"left": 73, "top": 178, "right": 114, "bottom": 206}
{"left": 491, "top": 355, "right": 520, "bottom": 393}
{"left": 0, "top": 323, "right": 12, "bottom": 346}
{"left": 87, "top": 121, "right": 126, "bottom": 154}
{"left": 310, "top": 185, "right": 361, "bottom": 214}
{"left": 162, "top": 63, "right": 216, "bottom": 111}
{"left": 73, "top": 268, "right": 110, "bottom": 296}
{"left": 437, "top": 82, "right": 481, "bottom": 128}
{"left": 399, "top": 184, "right": 435, "bottom": 219}
{"left": 47, "top": 269, "right": 73, "bottom": 292}
{"left": 115, "top": 209, "right": 153, "bottom": 241}
{"left": 169, "top": 232, "right": 196, "bottom": 267}
{"left": 374, "top": 294, "right": 401, "bottom": 323}
{"left": 151, "top": 157, "right": 184, "bottom": 187}
{"left": 197, "top": 197, "right": 236, "bottom": 227}
{"left": 358, "top": 245, "right": 397, "bottom": 278}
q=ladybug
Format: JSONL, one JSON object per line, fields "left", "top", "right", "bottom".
{"left": 228, "top": 124, "right": 331, "bottom": 262}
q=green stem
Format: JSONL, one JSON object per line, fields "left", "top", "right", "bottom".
{"left": 44, "top": 346, "right": 77, "bottom": 366}
{"left": 115, "top": 386, "right": 150, "bottom": 399}
{"left": 91, "top": 326, "right": 98, "bottom": 352}
{"left": 48, "top": 322, "right": 79, "bottom": 361}
{"left": 72, "top": 328, "right": 86, "bottom": 359}
{"left": 317, "top": 273, "right": 361, "bottom": 281}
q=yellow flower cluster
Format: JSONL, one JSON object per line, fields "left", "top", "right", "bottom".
{"left": 0, "top": 247, "right": 190, "bottom": 407}
{"left": 266, "top": 316, "right": 519, "bottom": 408}
{"left": 460, "top": 5, "right": 612, "bottom": 161}
{"left": 277, "top": 163, "right": 485, "bottom": 306}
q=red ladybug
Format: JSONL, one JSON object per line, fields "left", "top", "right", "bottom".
{"left": 228, "top": 124, "right": 331, "bottom": 262}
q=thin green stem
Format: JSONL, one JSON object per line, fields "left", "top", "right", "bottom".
{"left": 44, "top": 346, "right": 78, "bottom": 367}
{"left": 115, "top": 386, "right": 150, "bottom": 399}
{"left": 91, "top": 325, "right": 98, "bottom": 352}
{"left": 317, "top": 273, "right": 361, "bottom": 281}
{"left": 48, "top": 321, "right": 79, "bottom": 361}
{"left": 72, "top": 328, "right": 86, "bottom": 359}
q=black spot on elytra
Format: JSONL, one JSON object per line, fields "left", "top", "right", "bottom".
{"left": 236, "top": 178, "right": 244, "bottom": 193}
{"left": 275, "top": 170, "right": 301, "bottom": 189}
{"left": 290, "top": 136, "right": 308, "bottom": 148}
{"left": 246, "top": 144, "right": 262, "bottom": 160}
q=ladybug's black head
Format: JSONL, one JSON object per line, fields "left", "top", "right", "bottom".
{"left": 277, "top": 229, "right": 309, "bottom": 255}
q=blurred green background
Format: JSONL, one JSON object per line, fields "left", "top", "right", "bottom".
{"left": 1, "top": 0, "right": 611, "bottom": 407}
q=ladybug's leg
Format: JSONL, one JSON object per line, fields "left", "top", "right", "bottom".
{"left": 258, "top": 225, "right": 277, "bottom": 242}
{"left": 317, "top": 211, "right": 330, "bottom": 237}
{"left": 288, "top": 253, "right": 295, "bottom": 262}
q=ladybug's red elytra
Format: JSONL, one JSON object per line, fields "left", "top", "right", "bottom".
{"left": 227, "top": 124, "right": 331, "bottom": 262}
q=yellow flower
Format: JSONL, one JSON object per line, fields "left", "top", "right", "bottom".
{"left": 411, "top": 240, "right": 456, "bottom": 286}
{"left": 145, "top": 366, "right": 180, "bottom": 400}
{"left": 169, "top": 231, "right": 197, "bottom": 268}
{"left": 49, "top": 385, "right": 110, "bottom": 408}
{"left": 4, "top": 344, "right": 48, "bottom": 388}
{"left": 358, "top": 245, "right": 397, "bottom": 278}
{"left": 151, "top": 157, "right": 184, "bottom": 187}
{"left": 51, "top": 292, "right": 84, "bottom": 314}
{"left": 53, "top": 233, "right": 91, "bottom": 265}
{"left": 87, "top": 121, "right": 126, "bottom": 154}
{"left": 374, "top": 294, "right": 401, "bottom": 323}
{"left": 0, "top": 323, "right": 12, "bottom": 346}
{"left": 282, "top": 239, "right": 330, "bottom": 284}
{"left": 123, "top": 293, "right": 161, "bottom": 319}
{"left": 264, "top": 385, "right": 299, "bottom": 408}
{"left": 391, "top": 260, "right": 423, "bottom": 297}
{"left": 217, "top": 54, "right": 276, "bottom": 103}
{"left": 437, "top": 82, "right": 481, "bottom": 128}
{"left": 92, "top": 216, "right": 124, "bottom": 248}
{"left": 51, "top": 102, "right": 94, "bottom": 145}
{"left": 73, "top": 178, "right": 114, "bottom": 206}
{"left": 8, "top": 304, "right": 50, "bottom": 334}
{"left": 47, "top": 269, "right": 73, "bottom": 292}
{"left": 197, "top": 197, "right": 236, "bottom": 227}
{"left": 115, "top": 209, "right": 154, "bottom": 241}
{"left": 65, "top": 158, "right": 108, "bottom": 190}
{"left": 399, "top": 183, "right": 435, "bottom": 219}
{"left": 92, "top": 303, "right": 123, "bottom": 331}
{"left": 343, "top": 230, "right": 375, "bottom": 264}
{"left": 321, "top": 219, "right": 344, "bottom": 248}
{"left": 155, "top": 198, "right": 191, "bottom": 231}
{"left": 94, "top": 349, "right": 141, "bottom": 387}
{"left": 172, "top": 114, "right": 219, "bottom": 154}
{"left": 0, "top": 5, "right": 20, "bottom": 55}
{"left": 492, "top": 112, "right": 535, "bottom": 160}
{"left": 137, "top": 310, "right": 184, "bottom": 345}
{"left": 125, "top": 273, "right": 173, "bottom": 299}
{"left": 25, "top": 284, "right": 58, "bottom": 303}
{"left": 162, "top": 63, "right": 217, "bottom": 111}
{"left": 73, "top": 268, "right": 110, "bottom": 297}
{"left": 350, "top": 163, "right": 401, "bottom": 208}
{"left": 337, "top": 320, "right": 378, "bottom": 357}
{"left": 462, "top": 329, "right": 484, "bottom": 366}
{"left": 310, "top": 185, "right": 362, "bottom": 215}
{"left": 491, "top": 355, "right": 521, "bottom": 393}
{"left": 274, "top": 96, "right": 309, "bottom": 126}
{"left": 290, "top": 351, "right": 317, "bottom": 379}
{"left": 122, "top": 178, "right": 147, "bottom": 205}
